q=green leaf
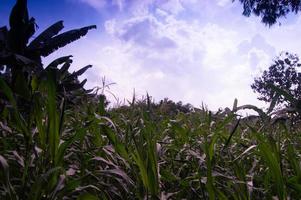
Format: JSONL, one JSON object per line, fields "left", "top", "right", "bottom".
{"left": 31, "top": 75, "right": 38, "bottom": 91}
{"left": 98, "top": 94, "right": 106, "bottom": 115}
{"left": 256, "top": 133, "right": 286, "bottom": 199}
{"left": 33, "top": 94, "right": 46, "bottom": 148}
{"left": 46, "top": 69, "right": 60, "bottom": 162}
{"left": 96, "top": 114, "right": 129, "bottom": 160}
{"left": 287, "top": 176, "right": 301, "bottom": 194}
{"left": 287, "top": 143, "right": 301, "bottom": 178}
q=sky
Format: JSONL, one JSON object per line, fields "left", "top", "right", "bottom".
{"left": 1, "top": 0, "right": 301, "bottom": 111}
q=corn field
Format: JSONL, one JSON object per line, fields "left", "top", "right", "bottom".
{"left": 2, "top": 0, "right": 301, "bottom": 199}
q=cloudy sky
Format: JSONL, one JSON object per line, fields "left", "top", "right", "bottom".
{"left": 1, "top": 0, "right": 301, "bottom": 110}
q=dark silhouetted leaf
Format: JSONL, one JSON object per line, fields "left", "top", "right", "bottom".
{"left": 40, "top": 25, "right": 96, "bottom": 57}
{"left": 28, "top": 20, "right": 64, "bottom": 49}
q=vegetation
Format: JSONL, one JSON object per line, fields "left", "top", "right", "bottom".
{"left": 235, "top": 0, "right": 301, "bottom": 26}
{"left": 1, "top": 0, "right": 301, "bottom": 199}
{"left": 251, "top": 52, "right": 301, "bottom": 108}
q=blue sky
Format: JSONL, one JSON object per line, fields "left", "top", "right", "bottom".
{"left": 1, "top": 0, "right": 301, "bottom": 110}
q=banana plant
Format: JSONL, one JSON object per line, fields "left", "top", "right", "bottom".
{"left": 6, "top": 0, "right": 96, "bottom": 62}
{"left": 1, "top": 0, "right": 96, "bottom": 96}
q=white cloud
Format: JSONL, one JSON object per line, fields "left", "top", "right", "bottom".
{"left": 97, "top": 10, "right": 271, "bottom": 110}
{"left": 61, "top": 0, "right": 301, "bottom": 111}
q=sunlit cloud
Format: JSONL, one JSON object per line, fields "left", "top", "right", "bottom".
{"left": 42, "top": 0, "right": 301, "bottom": 111}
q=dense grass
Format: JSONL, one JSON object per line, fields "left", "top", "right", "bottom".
{"left": 1, "top": 74, "right": 301, "bottom": 199}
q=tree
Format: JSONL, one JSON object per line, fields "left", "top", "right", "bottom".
{"left": 5, "top": 0, "right": 96, "bottom": 62}
{"left": 0, "top": 0, "right": 99, "bottom": 126}
{"left": 235, "top": 0, "right": 301, "bottom": 26}
{"left": 0, "top": 0, "right": 97, "bottom": 107}
{"left": 251, "top": 52, "right": 301, "bottom": 108}
{"left": 1, "top": 0, "right": 96, "bottom": 90}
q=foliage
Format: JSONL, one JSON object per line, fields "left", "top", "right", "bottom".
{"left": 251, "top": 52, "right": 301, "bottom": 109}
{"left": 234, "top": 0, "right": 301, "bottom": 26}
{"left": 5, "top": 0, "right": 96, "bottom": 62}
{"left": 2, "top": 0, "right": 301, "bottom": 199}
{"left": 0, "top": 0, "right": 96, "bottom": 98}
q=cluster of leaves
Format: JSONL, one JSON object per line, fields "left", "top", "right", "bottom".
{"left": 251, "top": 52, "right": 301, "bottom": 127}
{"left": 235, "top": 0, "right": 301, "bottom": 26}
{"left": 251, "top": 52, "right": 301, "bottom": 106}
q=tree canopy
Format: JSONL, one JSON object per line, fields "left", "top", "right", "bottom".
{"left": 251, "top": 52, "right": 301, "bottom": 108}
{"left": 235, "top": 0, "right": 301, "bottom": 26}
